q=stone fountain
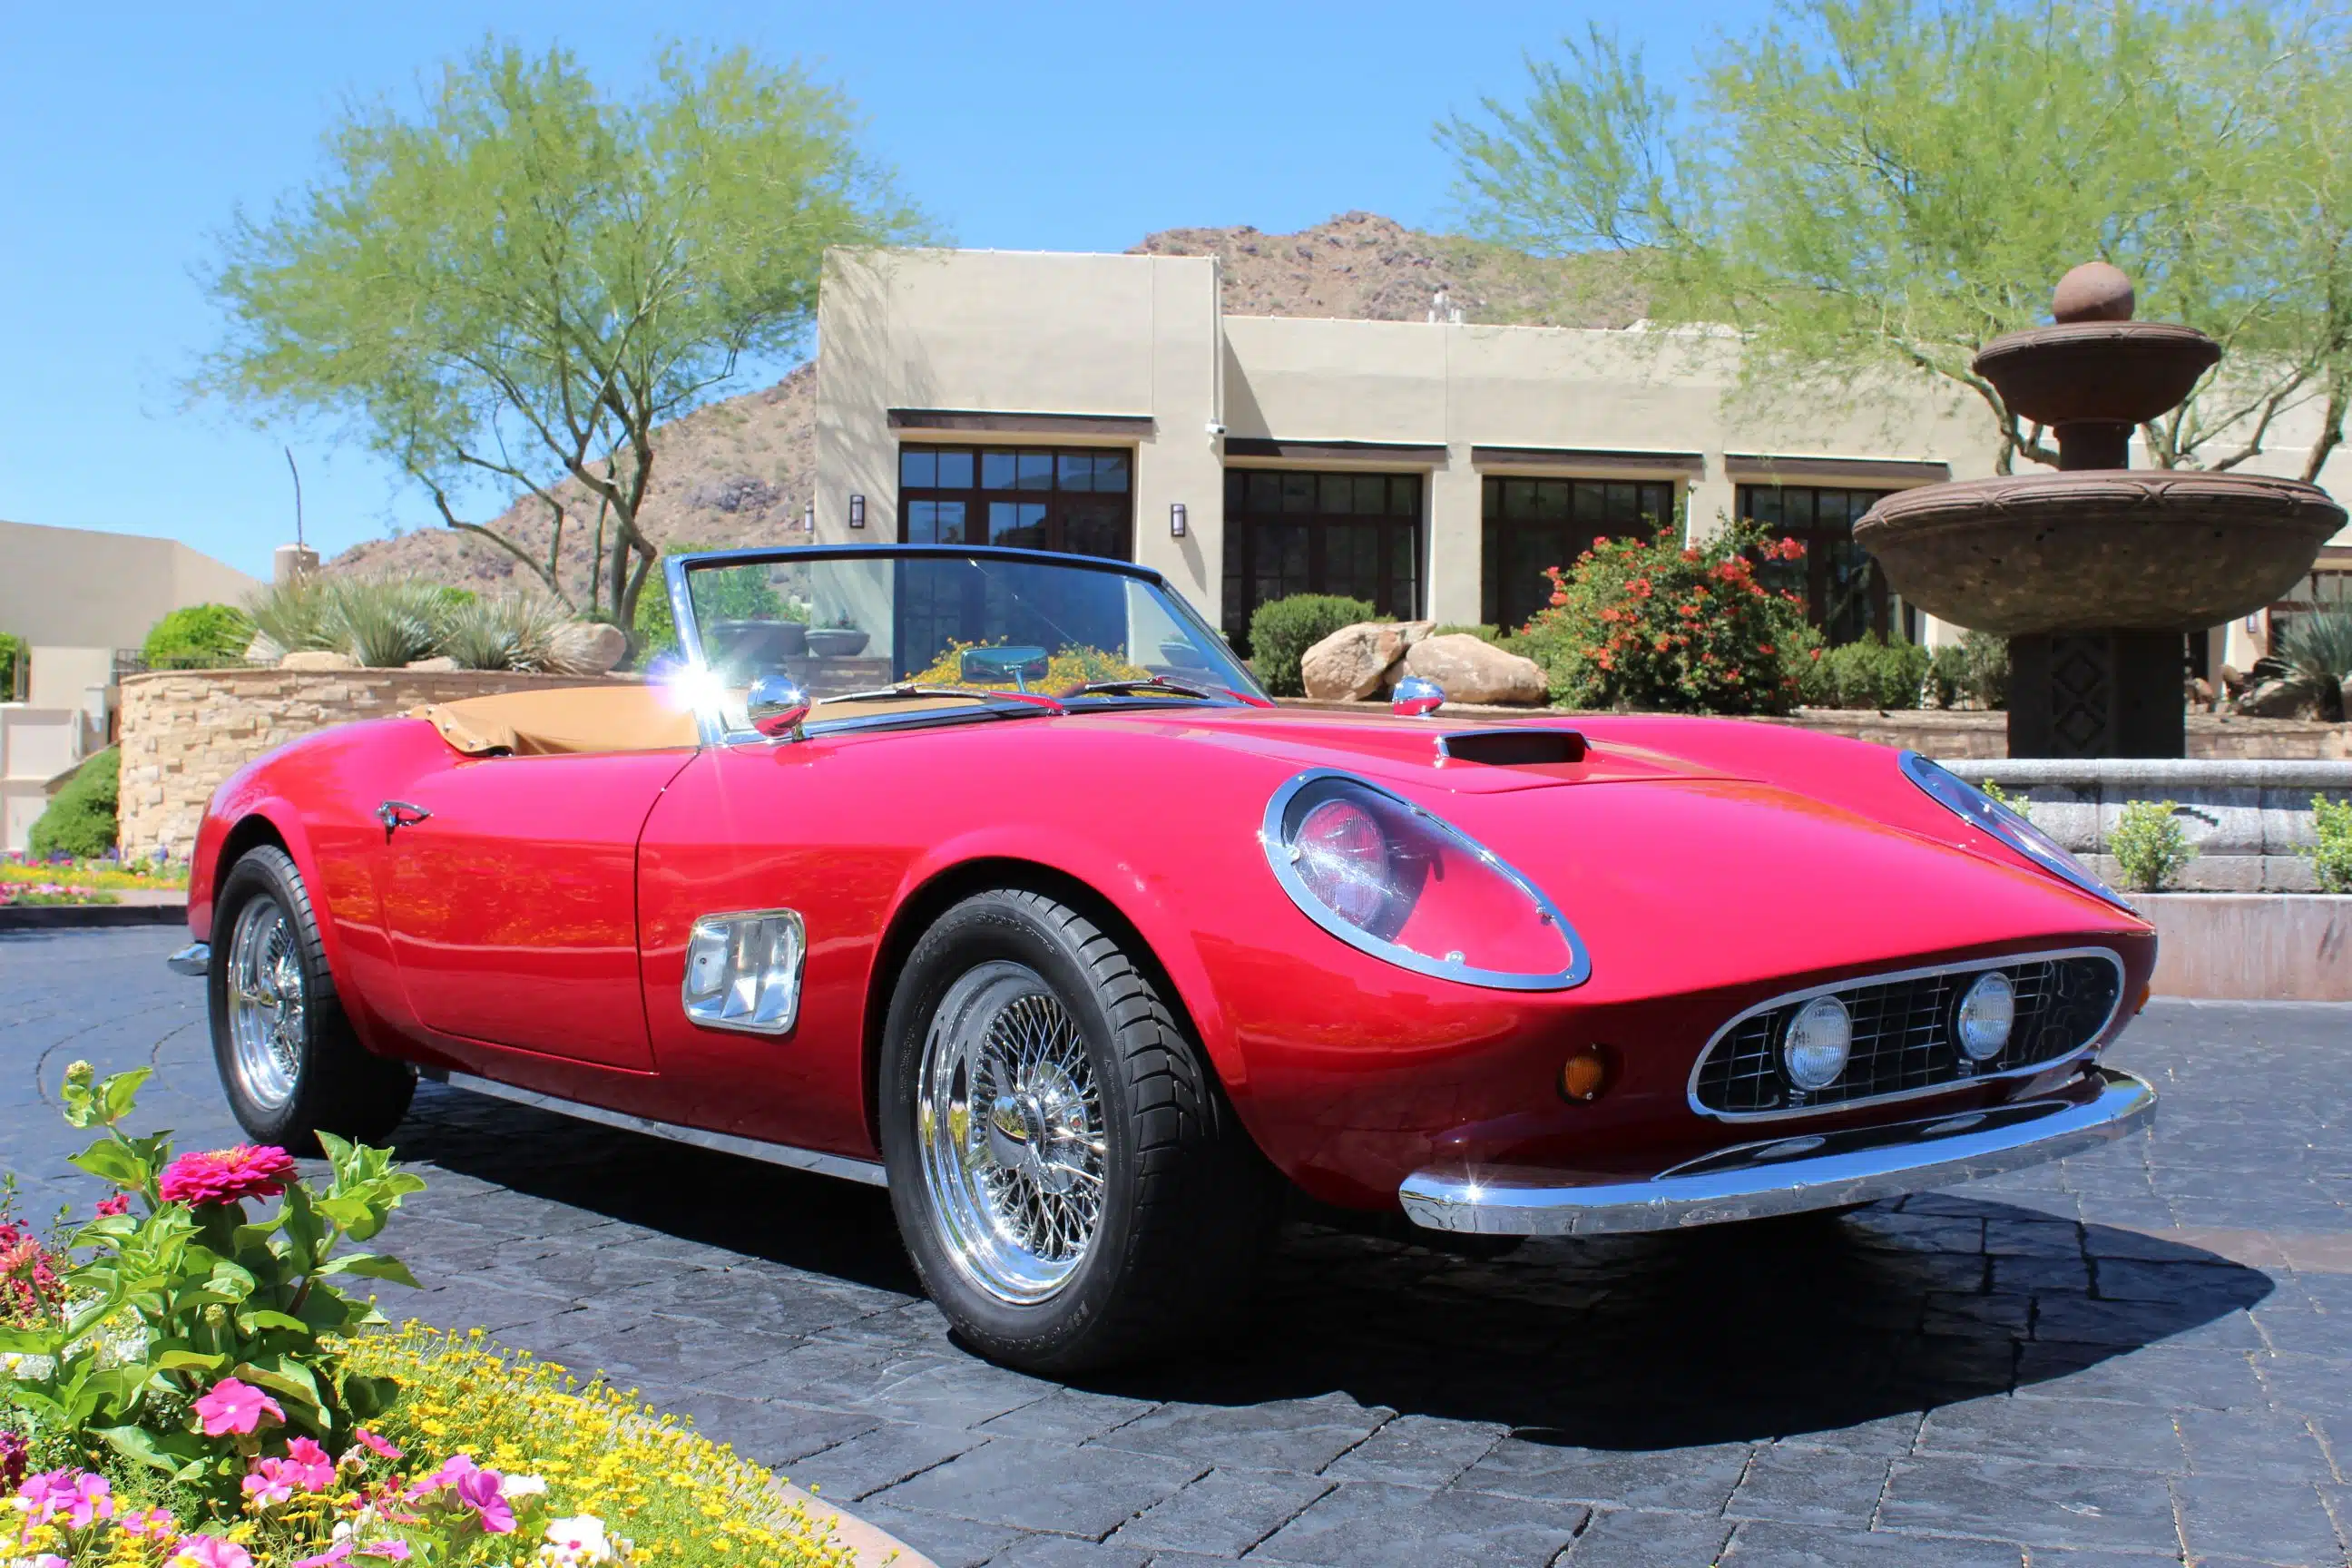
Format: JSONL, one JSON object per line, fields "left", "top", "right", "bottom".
{"left": 1855, "top": 263, "right": 2346, "bottom": 758}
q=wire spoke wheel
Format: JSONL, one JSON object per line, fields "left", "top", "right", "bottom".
{"left": 226, "top": 897, "right": 305, "bottom": 1112}
{"left": 917, "top": 960, "right": 1107, "bottom": 1304}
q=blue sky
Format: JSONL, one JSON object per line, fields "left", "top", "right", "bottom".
{"left": 0, "top": 2, "right": 1766, "bottom": 579}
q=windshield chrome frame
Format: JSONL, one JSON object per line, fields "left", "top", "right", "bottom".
{"left": 661, "top": 543, "right": 1261, "bottom": 746}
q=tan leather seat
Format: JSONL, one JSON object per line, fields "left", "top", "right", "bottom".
{"left": 411, "top": 684, "right": 701, "bottom": 757}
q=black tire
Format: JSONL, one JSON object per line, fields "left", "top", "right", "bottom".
{"left": 878, "top": 888, "right": 1279, "bottom": 1373}
{"left": 209, "top": 844, "right": 415, "bottom": 1152}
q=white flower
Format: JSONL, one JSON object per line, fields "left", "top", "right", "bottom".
{"left": 540, "top": 1515, "right": 612, "bottom": 1564}
{"left": 505, "top": 1474, "right": 548, "bottom": 1499}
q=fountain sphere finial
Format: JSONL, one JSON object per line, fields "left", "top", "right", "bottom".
{"left": 2052, "top": 261, "right": 2135, "bottom": 324}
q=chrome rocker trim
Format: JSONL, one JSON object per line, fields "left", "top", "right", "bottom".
{"left": 167, "top": 943, "right": 211, "bottom": 977}
{"left": 1399, "top": 1066, "right": 2155, "bottom": 1237}
{"left": 446, "top": 1072, "right": 887, "bottom": 1188}
{"left": 1685, "top": 946, "right": 2130, "bottom": 1124}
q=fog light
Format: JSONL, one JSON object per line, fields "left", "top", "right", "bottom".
{"left": 1559, "top": 1045, "right": 1612, "bottom": 1102}
{"left": 1783, "top": 995, "right": 1852, "bottom": 1091}
{"left": 1955, "top": 970, "right": 2015, "bottom": 1062}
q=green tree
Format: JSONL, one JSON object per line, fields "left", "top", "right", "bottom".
{"left": 1444, "top": 1, "right": 2352, "bottom": 479}
{"left": 200, "top": 41, "right": 925, "bottom": 630}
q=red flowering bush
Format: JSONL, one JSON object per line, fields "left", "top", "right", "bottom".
{"left": 1513, "top": 522, "right": 1817, "bottom": 715}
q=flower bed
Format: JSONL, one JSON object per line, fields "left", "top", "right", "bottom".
{"left": 0, "top": 885, "right": 117, "bottom": 909}
{"left": 0, "top": 1064, "right": 855, "bottom": 1567}
{"left": 0, "top": 856, "right": 188, "bottom": 894}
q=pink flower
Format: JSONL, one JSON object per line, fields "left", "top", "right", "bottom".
{"left": 122, "top": 1506, "right": 178, "bottom": 1538}
{"left": 159, "top": 1145, "right": 297, "bottom": 1208}
{"left": 15, "top": 1469, "right": 87, "bottom": 1525}
{"left": 284, "top": 1436, "right": 337, "bottom": 1490}
{"left": 170, "top": 1535, "right": 256, "bottom": 1568}
{"left": 192, "top": 1377, "right": 285, "bottom": 1436}
{"left": 64, "top": 1471, "right": 113, "bottom": 1528}
{"left": 360, "top": 1545, "right": 412, "bottom": 1562}
{"left": 407, "top": 1455, "right": 514, "bottom": 1534}
{"left": 291, "top": 1545, "right": 352, "bottom": 1568}
{"left": 242, "top": 1456, "right": 299, "bottom": 1507}
{"left": 94, "top": 1192, "right": 130, "bottom": 1217}
{"left": 352, "top": 1428, "right": 403, "bottom": 1462}
{"left": 27, "top": 1555, "right": 69, "bottom": 1568}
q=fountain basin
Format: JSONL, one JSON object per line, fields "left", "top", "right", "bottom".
{"left": 1972, "top": 322, "right": 2221, "bottom": 430}
{"left": 1854, "top": 470, "right": 2344, "bottom": 635}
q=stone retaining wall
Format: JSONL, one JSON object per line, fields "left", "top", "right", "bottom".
{"left": 1974, "top": 760, "right": 2352, "bottom": 894}
{"left": 117, "top": 668, "right": 638, "bottom": 861}
{"left": 2139, "top": 894, "right": 2352, "bottom": 1000}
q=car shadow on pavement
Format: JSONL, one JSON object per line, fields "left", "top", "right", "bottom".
{"left": 396, "top": 1084, "right": 2269, "bottom": 1453}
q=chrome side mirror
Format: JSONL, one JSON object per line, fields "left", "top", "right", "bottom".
{"left": 1392, "top": 675, "right": 1446, "bottom": 718}
{"left": 746, "top": 674, "right": 813, "bottom": 740}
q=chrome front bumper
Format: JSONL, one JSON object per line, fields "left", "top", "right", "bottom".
{"left": 1399, "top": 1067, "right": 2155, "bottom": 1237}
{"left": 166, "top": 943, "right": 209, "bottom": 977}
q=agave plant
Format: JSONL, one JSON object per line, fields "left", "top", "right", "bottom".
{"left": 2267, "top": 611, "right": 2352, "bottom": 721}
{"left": 322, "top": 578, "right": 449, "bottom": 667}
{"left": 244, "top": 579, "right": 338, "bottom": 659}
{"left": 440, "top": 592, "right": 573, "bottom": 671}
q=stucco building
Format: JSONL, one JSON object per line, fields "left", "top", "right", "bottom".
{"left": 813, "top": 247, "right": 2351, "bottom": 663}
{"left": 1, "top": 518, "right": 258, "bottom": 851}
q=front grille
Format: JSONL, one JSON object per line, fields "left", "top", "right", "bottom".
{"left": 1690, "top": 954, "right": 2122, "bottom": 1118}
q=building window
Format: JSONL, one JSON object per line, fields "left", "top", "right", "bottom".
{"left": 897, "top": 446, "right": 1133, "bottom": 559}
{"left": 1480, "top": 477, "right": 1676, "bottom": 632}
{"left": 1735, "top": 485, "right": 1896, "bottom": 646}
{"left": 1220, "top": 470, "right": 1423, "bottom": 645}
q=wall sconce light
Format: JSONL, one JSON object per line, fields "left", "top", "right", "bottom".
{"left": 848, "top": 494, "right": 867, "bottom": 529}
{"left": 1170, "top": 503, "right": 1187, "bottom": 538}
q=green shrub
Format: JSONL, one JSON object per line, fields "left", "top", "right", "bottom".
{"left": 1926, "top": 630, "right": 2011, "bottom": 710}
{"left": 631, "top": 547, "right": 799, "bottom": 665}
{"left": 323, "top": 578, "right": 446, "bottom": 666}
{"left": 1802, "top": 636, "right": 1931, "bottom": 710}
{"left": 27, "top": 747, "right": 120, "bottom": 858}
{"left": 1246, "top": 593, "right": 1377, "bottom": 697}
{"left": 2109, "top": 799, "right": 2195, "bottom": 892}
{"left": 2307, "top": 793, "right": 2352, "bottom": 894}
{"left": 1512, "top": 520, "right": 1811, "bottom": 715}
{"left": 141, "top": 603, "right": 255, "bottom": 670}
{"left": 0, "top": 630, "right": 25, "bottom": 698}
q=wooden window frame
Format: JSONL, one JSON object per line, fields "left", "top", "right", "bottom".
{"left": 897, "top": 444, "right": 1135, "bottom": 561}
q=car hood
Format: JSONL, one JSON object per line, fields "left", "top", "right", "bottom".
{"left": 1088, "top": 704, "right": 1725, "bottom": 793}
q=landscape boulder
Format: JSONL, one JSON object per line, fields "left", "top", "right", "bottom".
{"left": 551, "top": 621, "right": 630, "bottom": 676}
{"left": 404, "top": 656, "right": 461, "bottom": 672}
{"left": 1400, "top": 634, "right": 1548, "bottom": 706}
{"left": 2237, "top": 678, "right": 2316, "bottom": 719}
{"left": 279, "top": 650, "right": 357, "bottom": 671}
{"left": 1300, "top": 620, "right": 1433, "bottom": 701}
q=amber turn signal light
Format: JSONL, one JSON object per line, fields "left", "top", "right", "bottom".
{"left": 2134, "top": 981, "right": 2152, "bottom": 1015}
{"left": 1559, "top": 1044, "right": 1612, "bottom": 1103}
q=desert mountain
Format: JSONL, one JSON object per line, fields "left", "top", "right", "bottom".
{"left": 325, "top": 213, "right": 1641, "bottom": 597}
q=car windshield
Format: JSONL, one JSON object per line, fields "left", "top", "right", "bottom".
{"left": 671, "top": 547, "right": 1264, "bottom": 727}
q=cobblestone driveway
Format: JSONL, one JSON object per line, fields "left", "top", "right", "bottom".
{"left": 5, "top": 927, "right": 2349, "bottom": 1567}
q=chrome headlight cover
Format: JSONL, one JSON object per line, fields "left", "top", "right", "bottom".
{"left": 1899, "top": 752, "right": 2132, "bottom": 912}
{"left": 1259, "top": 769, "right": 1590, "bottom": 991}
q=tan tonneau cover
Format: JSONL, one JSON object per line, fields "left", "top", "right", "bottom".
{"left": 410, "top": 684, "right": 699, "bottom": 756}
{"left": 410, "top": 684, "right": 1004, "bottom": 756}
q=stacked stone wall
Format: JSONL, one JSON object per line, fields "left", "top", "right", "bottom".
{"left": 116, "top": 668, "right": 638, "bottom": 860}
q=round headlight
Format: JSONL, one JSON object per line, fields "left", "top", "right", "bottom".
{"left": 1293, "top": 797, "right": 1392, "bottom": 930}
{"left": 1783, "top": 995, "right": 1853, "bottom": 1091}
{"left": 1955, "top": 970, "right": 2016, "bottom": 1062}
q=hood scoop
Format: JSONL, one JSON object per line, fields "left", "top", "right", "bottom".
{"left": 1436, "top": 728, "right": 1587, "bottom": 766}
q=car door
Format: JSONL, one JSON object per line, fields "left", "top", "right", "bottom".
{"left": 376, "top": 750, "right": 696, "bottom": 1069}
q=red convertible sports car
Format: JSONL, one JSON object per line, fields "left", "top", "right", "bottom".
{"left": 171, "top": 544, "right": 2157, "bottom": 1371}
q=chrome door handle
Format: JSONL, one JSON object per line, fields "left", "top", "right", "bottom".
{"left": 377, "top": 800, "right": 432, "bottom": 831}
